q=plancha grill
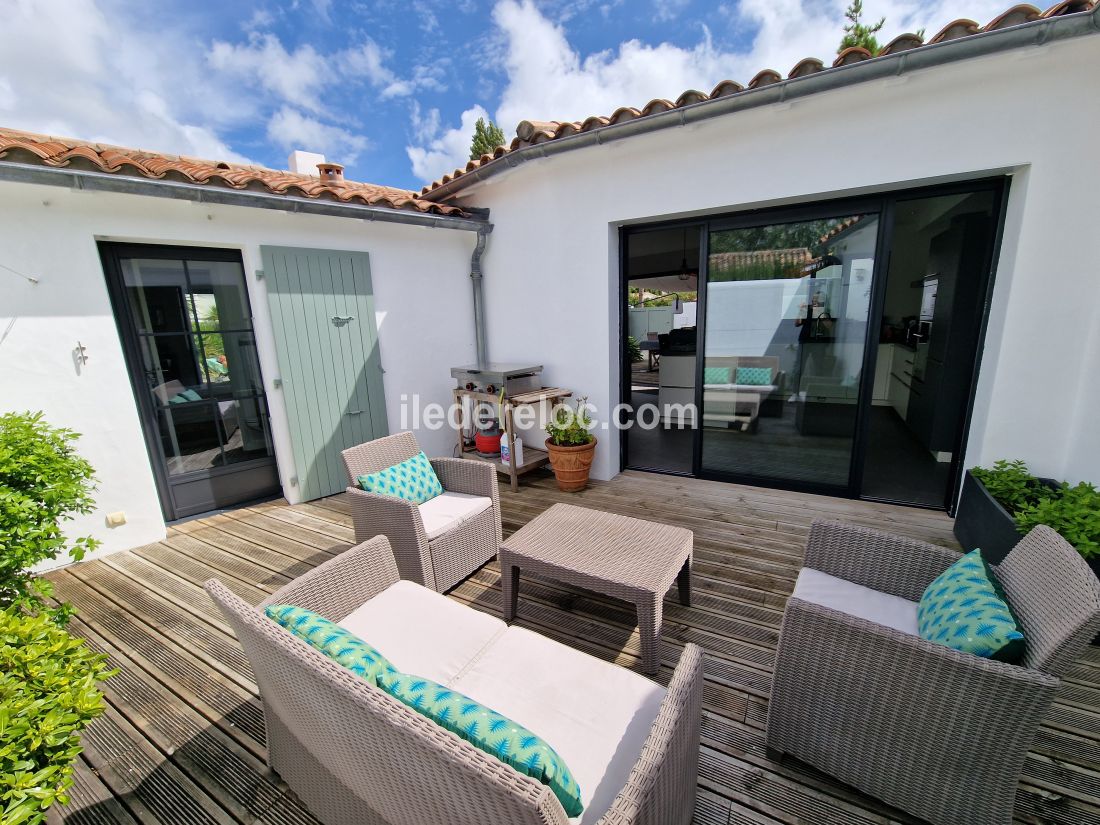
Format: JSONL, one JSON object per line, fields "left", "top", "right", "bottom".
{"left": 451, "top": 363, "right": 543, "bottom": 397}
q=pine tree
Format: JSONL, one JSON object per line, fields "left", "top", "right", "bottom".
{"left": 838, "top": 1, "right": 885, "bottom": 56}
{"left": 470, "top": 117, "right": 506, "bottom": 160}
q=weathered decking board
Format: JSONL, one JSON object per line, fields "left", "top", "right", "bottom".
{"left": 45, "top": 470, "right": 1100, "bottom": 825}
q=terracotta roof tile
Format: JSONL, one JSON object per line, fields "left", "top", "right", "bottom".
{"left": 833, "top": 47, "right": 873, "bottom": 67}
{"left": 420, "top": 2, "right": 1096, "bottom": 200}
{"left": 0, "top": 126, "right": 470, "bottom": 218}
{"left": 878, "top": 32, "right": 926, "bottom": 55}
{"left": 788, "top": 58, "right": 826, "bottom": 78}
{"left": 929, "top": 19, "right": 982, "bottom": 43}
{"left": 748, "top": 69, "right": 783, "bottom": 88}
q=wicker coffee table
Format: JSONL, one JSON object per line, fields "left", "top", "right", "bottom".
{"left": 499, "top": 503, "right": 693, "bottom": 674}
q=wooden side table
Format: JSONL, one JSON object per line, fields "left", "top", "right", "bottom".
{"left": 453, "top": 386, "right": 572, "bottom": 491}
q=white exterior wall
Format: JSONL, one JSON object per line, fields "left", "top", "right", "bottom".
{"left": 465, "top": 35, "right": 1100, "bottom": 486}
{"left": 0, "top": 182, "right": 477, "bottom": 566}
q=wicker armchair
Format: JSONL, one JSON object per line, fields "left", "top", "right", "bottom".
{"left": 206, "top": 536, "right": 703, "bottom": 825}
{"left": 766, "top": 520, "right": 1100, "bottom": 825}
{"left": 341, "top": 431, "right": 501, "bottom": 592}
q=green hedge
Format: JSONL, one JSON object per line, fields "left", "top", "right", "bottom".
{"left": 1, "top": 608, "right": 113, "bottom": 825}
{"left": 0, "top": 412, "right": 99, "bottom": 617}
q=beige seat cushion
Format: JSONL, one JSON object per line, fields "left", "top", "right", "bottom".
{"left": 417, "top": 491, "right": 493, "bottom": 541}
{"left": 337, "top": 580, "right": 504, "bottom": 685}
{"left": 793, "top": 567, "right": 919, "bottom": 636}
{"left": 450, "top": 626, "right": 666, "bottom": 824}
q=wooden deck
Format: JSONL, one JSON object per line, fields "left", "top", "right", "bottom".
{"left": 45, "top": 470, "right": 1100, "bottom": 825}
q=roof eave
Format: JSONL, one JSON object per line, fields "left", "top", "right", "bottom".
{"left": 0, "top": 161, "right": 490, "bottom": 231}
{"left": 422, "top": 6, "right": 1100, "bottom": 204}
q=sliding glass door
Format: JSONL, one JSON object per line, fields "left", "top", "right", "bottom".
{"left": 620, "top": 178, "right": 1006, "bottom": 508}
{"left": 699, "top": 212, "right": 880, "bottom": 490}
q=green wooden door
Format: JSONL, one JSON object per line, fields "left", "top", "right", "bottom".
{"left": 261, "top": 247, "right": 387, "bottom": 501}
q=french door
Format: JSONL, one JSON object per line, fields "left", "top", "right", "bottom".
{"left": 100, "top": 243, "right": 279, "bottom": 520}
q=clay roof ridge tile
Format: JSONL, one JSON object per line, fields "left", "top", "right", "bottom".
{"left": 788, "top": 57, "right": 825, "bottom": 78}
{"left": 747, "top": 69, "right": 783, "bottom": 88}
{"left": 878, "top": 32, "right": 926, "bottom": 55}
{"left": 929, "top": 19, "right": 981, "bottom": 43}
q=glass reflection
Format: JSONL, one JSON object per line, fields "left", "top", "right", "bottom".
{"left": 702, "top": 214, "right": 879, "bottom": 487}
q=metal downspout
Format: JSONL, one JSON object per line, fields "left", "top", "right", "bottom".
{"left": 470, "top": 224, "right": 492, "bottom": 366}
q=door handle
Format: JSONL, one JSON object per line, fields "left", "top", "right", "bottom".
{"left": 332, "top": 315, "right": 356, "bottom": 325}
{"left": 346, "top": 410, "right": 364, "bottom": 415}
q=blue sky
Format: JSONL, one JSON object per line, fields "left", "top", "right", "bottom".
{"left": 0, "top": 0, "right": 1008, "bottom": 191}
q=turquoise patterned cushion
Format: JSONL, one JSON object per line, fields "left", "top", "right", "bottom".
{"left": 383, "top": 672, "right": 583, "bottom": 816}
{"left": 357, "top": 451, "right": 444, "bottom": 504}
{"left": 917, "top": 549, "right": 1026, "bottom": 663}
{"left": 735, "top": 366, "right": 772, "bottom": 386}
{"left": 703, "top": 366, "right": 731, "bottom": 384}
{"left": 265, "top": 604, "right": 400, "bottom": 687}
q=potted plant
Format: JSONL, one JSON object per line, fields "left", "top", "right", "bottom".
{"left": 545, "top": 397, "right": 597, "bottom": 492}
{"left": 1015, "top": 481, "right": 1100, "bottom": 577}
{"left": 954, "top": 460, "right": 1058, "bottom": 564}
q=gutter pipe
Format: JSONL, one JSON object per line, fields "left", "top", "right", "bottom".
{"left": 470, "top": 224, "right": 492, "bottom": 366}
{"left": 425, "top": 7, "right": 1100, "bottom": 203}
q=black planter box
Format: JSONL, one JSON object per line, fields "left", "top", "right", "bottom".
{"left": 954, "top": 470, "right": 1058, "bottom": 564}
{"left": 955, "top": 471, "right": 1023, "bottom": 564}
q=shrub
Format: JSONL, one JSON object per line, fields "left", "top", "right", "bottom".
{"left": 546, "top": 397, "right": 595, "bottom": 447}
{"left": 0, "top": 412, "right": 99, "bottom": 617}
{"left": 626, "top": 336, "right": 642, "bottom": 364}
{"left": 0, "top": 608, "right": 113, "bottom": 825}
{"left": 1016, "top": 482, "right": 1100, "bottom": 560}
{"left": 970, "top": 459, "right": 1053, "bottom": 515}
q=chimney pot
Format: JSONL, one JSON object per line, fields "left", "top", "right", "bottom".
{"left": 317, "top": 162, "right": 345, "bottom": 185}
{"left": 288, "top": 149, "right": 326, "bottom": 176}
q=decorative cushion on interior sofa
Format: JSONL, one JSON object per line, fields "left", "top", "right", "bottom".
{"left": 383, "top": 672, "right": 584, "bottom": 817}
{"left": 735, "top": 366, "right": 772, "bottom": 386}
{"left": 265, "top": 604, "right": 399, "bottom": 687}
{"left": 916, "top": 549, "right": 1026, "bottom": 663}
{"left": 703, "top": 366, "right": 731, "bottom": 384}
{"left": 357, "top": 450, "right": 444, "bottom": 505}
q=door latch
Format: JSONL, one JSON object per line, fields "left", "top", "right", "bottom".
{"left": 331, "top": 315, "right": 355, "bottom": 326}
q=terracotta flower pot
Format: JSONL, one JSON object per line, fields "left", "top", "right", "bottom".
{"left": 544, "top": 437, "right": 597, "bottom": 492}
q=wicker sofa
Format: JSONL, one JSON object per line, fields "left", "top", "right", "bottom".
{"left": 341, "top": 431, "right": 500, "bottom": 593}
{"left": 206, "top": 535, "right": 702, "bottom": 825}
{"left": 766, "top": 520, "right": 1100, "bottom": 825}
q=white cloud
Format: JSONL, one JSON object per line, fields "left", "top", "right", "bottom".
{"left": 410, "top": 102, "right": 442, "bottom": 143}
{"left": 491, "top": 0, "right": 1017, "bottom": 128}
{"left": 406, "top": 105, "right": 488, "bottom": 183}
{"left": 208, "top": 33, "right": 330, "bottom": 113}
{"left": 0, "top": 0, "right": 248, "bottom": 161}
{"left": 652, "top": 0, "right": 690, "bottom": 23}
{"left": 0, "top": 77, "right": 15, "bottom": 112}
{"left": 0, "top": 0, "right": 423, "bottom": 170}
{"left": 267, "top": 107, "right": 369, "bottom": 162}
{"left": 403, "top": 0, "right": 1013, "bottom": 185}
{"left": 413, "top": 1, "right": 441, "bottom": 34}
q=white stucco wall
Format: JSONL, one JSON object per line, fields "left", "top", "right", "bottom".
{"left": 462, "top": 34, "right": 1100, "bottom": 486}
{"left": 0, "top": 182, "right": 477, "bottom": 566}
